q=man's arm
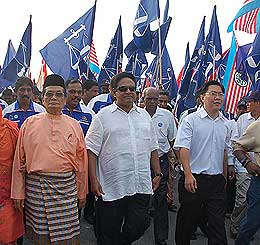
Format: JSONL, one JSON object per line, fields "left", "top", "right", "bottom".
{"left": 150, "top": 150, "right": 161, "bottom": 191}
{"left": 179, "top": 147, "right": 197, "bottom": 193}
{"left": 87, "top": 150, "right": 104, "bottom": 196}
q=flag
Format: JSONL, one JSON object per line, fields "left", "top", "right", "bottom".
{"left": 1, "top": 16, "right": 32, "bottom": 85}
{"left": 40, "top": 2, "right": 96, "bottom": 80}
{"left": 174, "top": 17, "right": 205, "bottom": 118}
{"left": 2, "top": 40, "right": 16, "bottom": 70}
{"left": 245, "top": 28, "right": 260, "bottom": 90}
{"left": 133, "top": 0, "right": 160, "bottom": 53}
{"left": 151, "top": 17, "right": 172, "bottom": 56}
{"left": 88, "top": 41, "right": 100, "bottom": 77}
{"left": 176, "top": 42, "right": 190, "bottom": 88}
{"left": 228, "top": 0, "right": 260, "bottom": 33}
{"left": 36, "top": 59, "right": 47, "bottom": 91}
{"left": 163, "top": 0, "right": 169, "bottom": 23}
{"left": 225, "top": 43, "right": 251, "bottom": 114}
{"left": 216, "top": 48, "right": 230, "bottom": 84}
{"left": 98, "top": 17, "right": 123, "bottom": 87}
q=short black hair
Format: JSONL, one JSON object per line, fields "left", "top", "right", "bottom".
{"left": 65, "top": 78, "right": 82, "bottom": 88}
{"left": 15, "top": 77, "right": 33, "bottom": 92}
{"left": 82, "top": 79, "right": 98, "bottom": 91}
{"left": 110, "top": 72, "right": 136, "bottom": 90}
{"left": 2, "top": 88, "right": 13, "bottom": 96}
{"left": 158, "top": 90, "right": 169, "bottom": 97}
{"left": 200, "top": 80, "right": 225, "bottom": 94}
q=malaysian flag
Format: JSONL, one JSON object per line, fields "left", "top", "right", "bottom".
{"left": 88, "top": 40, "right": 100, "bottom": 77}
{"left": 36, "top": 59, "right": 47, "bottom": 91}
{"left": 225, "top": 42, "right": 252, "bottom": 114}
{"left": 228, "top": 0, "right": 260, "bottom": 34}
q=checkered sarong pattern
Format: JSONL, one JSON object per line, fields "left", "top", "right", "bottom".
{"left": 25, "top": 172, "right": 80, "bottom": 243}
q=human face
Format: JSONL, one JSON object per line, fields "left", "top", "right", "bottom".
{"left": 202, "top": 85, "right": 224, "bottom": 112}
{"left": 16, "top": 85, "right": 33, "bottom": 104}
{"left": 42, "top": 86, "right": 66, "bottom": 115}
{"left": 158, "top": 95, "right": 169, "bottom": 109}
{"left": 83, "top": 85, "right": 99, "bottom": 102}
{"left": 66, "top": 82, "right": 82, "bottom": 109}
{"left": 247, "top": 100, "right": 259, "bottom": 114}
{"left": 115, "top": 78, "right": 136, "bottom": 110}
{"left": 101, "top": 84, "right": 109, "bottom": 94}
{"left": 144, "top": 89, "right": 159, "bottom": 112}
{"left": 236, "top": 106, "right": 247, "bottom": 117}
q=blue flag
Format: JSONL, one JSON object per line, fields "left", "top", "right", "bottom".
{"left": 151, "top": 17, "right": 172, "bottom": 56}
{"left": 133, "top": 0, "right": 160, "bottom": 53}
{"left": 2, "top": 40, "right": 16, "bottom": 70}
{"left": 246, "top": 28, "right": 260, "bottom": 90}
{"left": 40, "top": 3, "right": 96, "bottom": 80}
{"left": 174, "top": 17, "right": 205, "bottom": 118}
{"left": 163, "top": 0, "right": 169, "bottom": 23}
{"left": 98, "top": 17, "right": 123, "bottom": 88}
{"left": 1, "top": 16, "right": 32, "bottom": 85}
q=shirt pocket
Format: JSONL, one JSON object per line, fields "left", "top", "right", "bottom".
{"left": 135, "top": 123, "right": 151, "bottom": 152}
{"left": 60, "top": 135, "right": 77, "bottom": 155}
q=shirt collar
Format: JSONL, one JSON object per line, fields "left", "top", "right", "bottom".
{"left": 110, "top": 102, "right": 141, "bottom": 114}
{"left": 63, "top": 103, "right": 82, "bottom": 112}
{"left": 248, "top": 112, "right": 256, "bottom": 120}
{"left": 198, "top": 107, "right": 225, "bottom": 121}
{"left": 14, "top": 99, "right": 34, "bottom": 111}
{"left": 151, "top": 107, "right": 164, "bottom": 118}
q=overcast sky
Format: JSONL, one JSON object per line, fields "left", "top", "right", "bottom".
{"left": 0, "top": 0, "right": 256, "bottom": 79}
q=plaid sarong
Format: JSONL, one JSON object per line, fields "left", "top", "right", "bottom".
{"left": 25, "top": 172, "right": 80, "bottom": 244}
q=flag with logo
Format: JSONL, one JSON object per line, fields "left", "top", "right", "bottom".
{"left": 40, "top": 2, "right": 96, "bottom": 80}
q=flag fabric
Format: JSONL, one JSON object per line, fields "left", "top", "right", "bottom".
{"left": 174, "top": 17, "right": 205, "bottom": 118}
{"left": 2, "top": 40, "right": 16, "bottom": 70}
{"left": 151, "top": 17, "right": 172, "bottom": 56}
{"left": 216, "top": 48, "right": 230, "bottom": 84}
{"left": 98, "top": 17, "right": 123, "bottom": 86}
{"left": 245, "top": 28, "right": 260, "bottom": 90}
{"left": 228, "top": 0, "right": 260, "bottom": 33}
{"left": 176, "top": 42, "right": 190, "bottom": 88}
{"left": 133, "top": 0, "right": 160, "bottom": 53}
{"left": 1, "top": 16, "right": 32, "bottom": 85}
{"left": 40, "top": 2, "right": 96, "bottom": 80}
{"left": 225, "top": 43, "right": 252, "bottom": 115}
{"left": 36, "top": 59, "right": 47, "bottom": 91}
{"left": 88, "top": 41, "right": 100, "bottom": 77}
{"left": 163, "top": 0, "right": 169, "bottom": 23}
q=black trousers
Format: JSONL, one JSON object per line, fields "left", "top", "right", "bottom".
{"left": 175, "top": 173, "right": 227, "bottom": 245}
{"left": 84, "top": 191, "right": 95, "bottom": 218}
{"left": 152, "top": 153, "right": 169, "bottom": 243}
{"left": 95, "top": 193, "right": 151, "bottom": 245}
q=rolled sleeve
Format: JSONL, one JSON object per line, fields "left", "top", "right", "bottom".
{"left": 174, "top": 117, "right": 192, "bottom": 150}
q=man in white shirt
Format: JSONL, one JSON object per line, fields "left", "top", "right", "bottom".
{"left": 174, "top": 80, "right": 233, "bottom": 245}
{"left": 143, "top": 87, "right": 177, "bottom": 245}
{"left": 86, "top": 72, "right": 162, "bottom": 245}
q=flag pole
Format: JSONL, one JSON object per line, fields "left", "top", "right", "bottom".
{"left": 158, "top": 17, "right": 163, "bottom": 89}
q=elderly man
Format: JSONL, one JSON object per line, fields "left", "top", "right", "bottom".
{"left": 86, "top": 72, "right": 162, "bottom": 245}
{"left": 3, "top": 77, "right": 45, "bottom": 128}
{"left": 143, "top": 87, "right": 177, "bottom": 245}
{"left": 11, "top": 74, "right": 88, "bottom": 244}
{"left": 174, "top": 80, "right": 233, "bottom": 245}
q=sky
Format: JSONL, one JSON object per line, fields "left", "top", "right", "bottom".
{"left": 0, "top": 0, "right": 256, "bottom": 80}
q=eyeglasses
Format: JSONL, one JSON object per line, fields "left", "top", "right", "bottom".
{"left": 67, "top": 89, "right": 82, "bottom": 95}
{"left": 44, "top": 91, "right": 64, "bottom": 98}
{"left": 205, "top": 91, "right": 224, "bottom": 98}
{"left": 117, "top": 86, "right": 136, "bottom": 92}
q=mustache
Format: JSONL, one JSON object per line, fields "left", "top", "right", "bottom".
{"left": 21, "top": 95, "right": 30, "bottom": 100}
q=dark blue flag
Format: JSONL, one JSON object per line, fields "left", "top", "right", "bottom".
{"left": 98, "top": 17, "right": 123, "bottom": 89}
{"left": 151, "top": 17, "right": 172, "bottom": 56}
{"left": 2, "top": 40, "right": 16, "bottom": 70}
{"left": 246, "top": 28, "right": 260, "bottom": 90}
{"left": 163, "top": 0, "right": 169, "bottom": 23}
{"left": 174, "top": 17, "right": 205, "bottom": 118}
{"left": 1, "top": 16, "right": 32, "bottom": 85}
{"left": 40, "top": 3, "right": 96, "bottom": 80}
{"left": 133, "top": 0, "right": 160, "bottom": 53}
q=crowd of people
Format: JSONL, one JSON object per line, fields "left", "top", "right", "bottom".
{"left": 1, "top": 72, "right": 260, "bottom": 245}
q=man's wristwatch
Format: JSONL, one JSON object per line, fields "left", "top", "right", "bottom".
{"left": 155, "top": 172, "right": 163, "bottom": 177}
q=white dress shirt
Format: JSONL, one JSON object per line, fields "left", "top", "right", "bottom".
{"left": 232, "top": 112, "right": 256, "bottom": 173}
{"left": 86, "top": 102, "right": 158, "bottom": 201}
{"left": 151, "top": 107, "right": 177, "bottom": 157}
{"left": 174, "top": 107, "right": 231, "bottom": 175}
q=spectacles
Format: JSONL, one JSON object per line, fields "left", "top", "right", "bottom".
{"left": 117, "top": 86, "right": 136, "bottom": 92}
{"left": 205, "top": 91, "right": 224, "bottom": 97}
{"left": 44, "top": 91, "right": 64, "bottom": 98}
{"left": 67, "top": 89, "right": 82, "bottom": 95}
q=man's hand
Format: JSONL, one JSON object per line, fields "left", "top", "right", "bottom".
{"left": 246, "top": 162, "right": 260, "bottom": 176}
{"left": 152, "top": 176, "right": 161, "bottom": 191}
{"left": 13, "top": 199, "right": 24, "bottom": 212}
{"left": 184, "top": 173, "right": 197, "bottom": 193}
{"left": 91, "top": 178, "right": 105, "bottom": 197}
{"left": 228, "top": 165, "right": 236, "bottom": 180}
{"left": 78, "top": 198, "right": 86, "bottom": 209}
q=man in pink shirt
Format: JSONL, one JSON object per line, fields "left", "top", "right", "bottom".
{"left": 11, "top": 74, "right": 88, "bottom": 244}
